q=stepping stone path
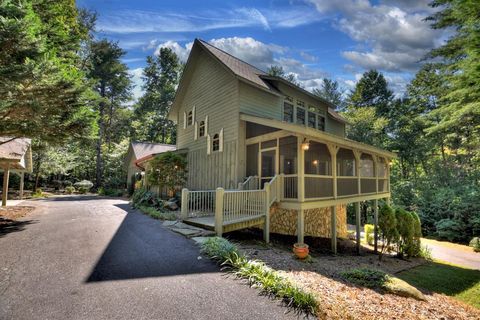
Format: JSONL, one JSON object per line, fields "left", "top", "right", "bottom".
{"left": 163, "top": 220, "right": 215, "bottom": 238}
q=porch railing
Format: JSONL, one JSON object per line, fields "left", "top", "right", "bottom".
{"left": 181, "top": 190, "right": 216, "bottom": 219}
{"left": 238, "top": 175, "right": 259, "bottom": 190}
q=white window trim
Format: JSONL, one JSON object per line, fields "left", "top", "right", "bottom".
{"left": 219, "top": 128, "right": 224, "bottom": 152}
{"left": 194, "top": 121, "right": 198, "bottom": 140}
{"left": 207, "top": 134, "right": 211, "bottom": 155}
{"left": 183, "top": 111, "right": 187, "bottom": 129}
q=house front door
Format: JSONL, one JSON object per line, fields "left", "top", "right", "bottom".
{"left": 260, "top": 148, "right": 277, "bottom": 188}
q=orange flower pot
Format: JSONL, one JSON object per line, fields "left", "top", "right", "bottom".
{"left": 293, "top": 243, "right": 309, "bottom": 259}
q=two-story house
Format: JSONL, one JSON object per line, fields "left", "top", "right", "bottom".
{"left": 155, "top": 39, "right": 395, "bottom": 253}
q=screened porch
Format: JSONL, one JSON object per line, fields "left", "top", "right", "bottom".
{"left": 244, "top": 126, "right": 391, "bottom": 205}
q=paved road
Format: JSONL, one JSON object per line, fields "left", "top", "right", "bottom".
{"left": 422, "top": 238, "right": 480, "bottom": 270}
{"left": 0, "top": 196, "right": 298, "bottom": 320}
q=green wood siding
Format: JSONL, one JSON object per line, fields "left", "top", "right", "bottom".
{"left": 175, "top": 49, "right": 240, "bottom": 189}
{"left": 238, "top": 82, "right": 282, "bottom": 119}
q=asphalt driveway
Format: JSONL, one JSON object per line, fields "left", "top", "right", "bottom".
{"left": 422, "top": 238, "right": 480, "bottom": 270}
{"left": 0, "top": 196, "right": 298, "bottom": 320}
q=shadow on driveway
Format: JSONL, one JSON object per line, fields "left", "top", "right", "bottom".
{"left": 85, "top": 203, "right": 218, "bottom": 282}
{"left": 0, "top": 218, "right": 37, "bottom": 238}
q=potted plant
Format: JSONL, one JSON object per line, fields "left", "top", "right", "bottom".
{"left": 293, "top": 243, "right": 309, "bottom": 259}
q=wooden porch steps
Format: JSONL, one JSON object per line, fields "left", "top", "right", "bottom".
{"left": 183, "top": 214, "right": 265, "bottom": 233}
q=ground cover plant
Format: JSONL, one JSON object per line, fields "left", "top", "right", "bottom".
{"left": 200, "top": 237, "right": 318, "bottom": 316}
{"left": 341, "top": 268, "right": 425, "bottom": 300}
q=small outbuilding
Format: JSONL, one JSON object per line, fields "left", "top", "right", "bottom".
{"left": 124, "top": 141, "right": 176, "bottom": 191}
{"left": 0, "top": 137, "right": 33, "bottom": 206}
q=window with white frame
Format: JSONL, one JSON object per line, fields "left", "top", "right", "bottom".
{"left": 199, "top": 120, "right": 205, "bottom": 137}
{"left": 187, "top": 110, "right": 193, "bottom": 126}
{"left": 212, "top": 133, "right": 220, "bottom": 151}
{"left": 296, "top": 104, "right": 305, "bottom": 125}
{"left": 283, "top": 101, "right": 294, "bottom": 122}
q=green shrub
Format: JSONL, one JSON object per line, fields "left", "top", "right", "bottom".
{"left": 378, "top": 205, "right": 398, "bottom": 260}
{"left": 138, "top": 205, "right": 176, "bottom": 221}
{"left": 364, "top": 224, "right": 375, "bottom": 245}
{"left": 201, "top": 237, "right": 318, "bottom": 315}
{"left": 74, "top": 180, "right": 93, "bottom": 194}
{"left": 470, "top": 237, "right": 480, "bottom": 252}
{"left": 146, "top": 152, "right": 187, "bottom": 198}
{"left": 131, "top": 187, "right": 164, "bottom": 209}
{"left": 395, "top": 208, "right": 415, "bottom": 258}
{"left": 99, "top": 187, "right": 123, "bottom": 197}
{"left": 65, "top": 186, "right": 75, "bottom": 194}
{"left": 341, "top": 268, "right": 425, "bottom": 300}
{"left": 32, "top": 188, "right": 44, "bottom": 198}
{"left": 435, "top": 219, "right": 466, "bottom": 242}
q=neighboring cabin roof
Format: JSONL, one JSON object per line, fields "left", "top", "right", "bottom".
{"left": 131, "top": 142, "right": 176, "bottom": 160}
{"left": 195, "top": 39, "right": 347, "bottom": 124}
{"left": 0, "top": 137, "right": 33, "bottom": 171}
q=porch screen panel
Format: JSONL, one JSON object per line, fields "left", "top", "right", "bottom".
{"left": 360, "top": 153, "right": 376, "bottom": 193}
{"left": 337, "top": 148, "right": 358, "bottom": 196}
{"left": 279, "top": 136, "right": 297, "bottom": 174}
{"left": 305, "top": 142, "right": 331, "bottom": 175}
{"left": 377, "top": 157, "right": 388, "bottom": 192}
{"left": 279, "top": 136, "right": 297, "bottom": 199}
{"left": 305, "top": 177, "right": 333, "bottom": 198}
{"left": 246, "top": 143, "right": 259, "bottom": 177}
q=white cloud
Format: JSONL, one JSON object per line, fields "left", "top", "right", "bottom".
{"left": 97, "top": 6, "right": 323, "bottom": 35}
{"left": 155, "top": 41, "right": 193, "bottom": 62}
{"left": 307, "top": 0, "right": 445, "bottom": 72}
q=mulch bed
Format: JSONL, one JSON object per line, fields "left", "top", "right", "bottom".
{"left": 229, "top": 229, "right": 480, "bottom": 320}
{"left": 0, "top": 206, "right": 36, "bottom": 221}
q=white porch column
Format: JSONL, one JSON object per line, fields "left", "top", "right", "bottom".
{"left": 19, "top": 172, "right": 24, "bottom": 200}
{"left": 297, "top": 136, "right": 305, "bottom": 202}
{"left": 355, "top": 202, "right": 361, "bottom": 254}
{"left": 297, "top": 209, "right": 305, "bottom": 244}
{"left": 215, "top": 187, "right": 224, "bottom": 237}
{"left": 2, "top": 164, "right": 10, "bottom": 207}
{"left": 264, "top": 183, "right": 270, "bottom": 243}
{"left": 353, "top": 150, "right": 362, "bottom": 195}
{"left": 373, "top": 199, "right": 379, "bottom": 253}
{"left": 327, "top": 144, "right": 339, "bottom": 199}
{"left": 331, "top": 205, "right": 337, "bottom": 254}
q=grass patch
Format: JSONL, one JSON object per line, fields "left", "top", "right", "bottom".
{"left": 397, "top": 260, "right": 480, "bottom": 308}
{"left": 201, "top": 237, "right": 318, "bottom": 316}
{"left": 341, "top": 268, "right": 425, "bottom": 300}
{"left": 137, "top": 205, "right": 176, "bottom": 221}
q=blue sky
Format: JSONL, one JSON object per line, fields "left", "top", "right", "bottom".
{"left": 77, "top": 0, "right": 447, "bottom": 101}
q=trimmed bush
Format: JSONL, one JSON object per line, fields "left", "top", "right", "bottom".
{"left": 470, "top": 237, "right": 480, "bottom": 252}
{"left": 378, "top": 204, "right": 398, "bottom": 260}
{"left": 65, "top": 186, "right": 75, "bottom": 194}
{"left": 395, "top": 208, "right": 415, "bottom": 258}
{"left": 74, "top": 180, "right": 93, "bottom": 194}
{"left": 364, "top": 224, "right": 375, "bottom": 245}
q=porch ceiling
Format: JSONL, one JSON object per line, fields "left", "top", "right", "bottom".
{"left": 240, "top": 113, "right": 397, "bottom": 159}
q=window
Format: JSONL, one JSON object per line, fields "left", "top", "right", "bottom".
{"left": 318, "top": 115, "right": 325, "bottom": 131}
{"left": 187, "top": 110, "right": 193, "bottom": 126}
{"left": 212, "top": 134, "right": 220, "bottom": 152}
{"left": 296, "top": 107, "right": 305, "bottom": 125}
{"left": 283, "top": 102, "right": 294, "bottom": 123}
{"left": 307, "top": 112, "right": 316, "bottom": 128}
{"left": 360, "top": 154, "right": 375, "bottom": 177}
{"left": 199, "top": 121, "right": 205, "bottom": 137}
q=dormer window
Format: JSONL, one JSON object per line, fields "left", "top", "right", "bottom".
{"left": 199, "top": 120, "right": 205, "bottom": 137}
{"left": 212, "top": 134, "right": 220, "bottom": 152}
{"left": 283, "top": 101, "right": 294, "bottom": 123}
{"left": 296, "top": 107, "right": 305, "bottom": 125}
{"left": 187, "top": 110, "right": 193, "bottom": 126}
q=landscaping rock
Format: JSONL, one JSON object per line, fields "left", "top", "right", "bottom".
{"left": 162, "top": 220, "right": 178, "bottom": 227}
{"left": 164, "top": 201, "right": 179, "bottom": 211}
{"left": 170, "top": 228, "right": 200, "bottom": 237}
{"left": 192, "top": 237, "right": 212, "bottom": 246}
